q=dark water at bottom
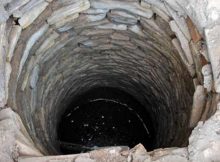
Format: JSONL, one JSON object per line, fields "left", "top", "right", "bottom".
{"left": 58, "top": 87, "right": 155, "bottom": 154}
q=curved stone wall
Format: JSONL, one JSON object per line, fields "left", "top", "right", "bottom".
{"left": 0, "top": 0, "right": 220, "bottom": 161}
{"left": 8, "top": 0, "right": 195, "bottom": 153}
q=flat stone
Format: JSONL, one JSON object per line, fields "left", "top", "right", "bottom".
{"left": 90, "top": 0, "right": 153, "bottom": 19}
{"left": 188, "top": 103, "right": 220, "bottom": 162}
{"left": 80, "top": 28, "right": 114, "bottom": 36}
{"left": 7, "top": 25, "right": 22, "bottom": 62}
{"left": 75, "top": 157, "right": 95, "bottom": 162}
{"left": 18, "top": 153, "right": 87, "bottom": 162}
{"left": 202, "top": 64, "right": 213, "bottom": 92}
{"left": 154, "top": 154, "right": 189, "bottom": 162}
{"left": 128, "top": 25, "right": 145, "bottom": 37}
{"left": 164, "top": 0, "right": 186, "bottom": 15}
{"left": 18, "top": 1, "right": 49, "bottom": 29}
{"left": 177, "top": 0, "right": 220, "bottom": 33}
{"left": 171, "top": 38, "right": 195, "bottom": 77}
{"left": 97, "top": 23, "right": 127, "bottom": 31}
{"left": 35, "top": 31, "right": 59, "bottom": 55}
{"left": 71, "top": 18, "right": 109, "bottom": 30}
{"left": 166, "top": 4, "right": 191, "bottom": 41}
{"left": 107, "top": 9, "right": 138, "bottom": 25}
{"left": 47, "top": 0, "right": 90, "bottom": 25}
{"left": 6, "top": 0, "right": 30, "bottom": 14}
{"left": 169, "top": 20, "right": 194, "bottom": 65}
{"left": 189, "top": 85, "right": 206, "bottom": 128}
{"left": 0, "top": 23, "right": 6, "bottom": 108}
{"left": 16, "top": 140, "right": 42, "bottom": 157}
{"left": 140, "top": 18, "right": 167, "bottom": 36}
{"left": 142, "top": 0, "right": 170, "bottom": 16}
{"left": 0, "top": 5, "right": 9, "bottom": 23}
{"left": 81, "top": 13, "right": 106, "bottom": 22}
{"left": 13, "top": 0, "right": 45, "bottom": 18}
{"left": 82, "top": 8, "right": 109, "bottom": 14}
{"left": 54, "top": 13, "right": 79, "bottom": 29}
{"left": 205, "top": 25, "right": 220, "bottom": 93}
{"left": 151, "top": 5, "right": 170, "bottom": 22}
{"left": 18, "top": 24, "right": 49, "bottom": 79}
{"left": 5, "top": 63, "right": 12, "bottom": 104}
{"left": 30, "top": 65, "right": 40, "bottom": 89}
{"left": 129, "top": 144, "right": 151, "bottom": 162}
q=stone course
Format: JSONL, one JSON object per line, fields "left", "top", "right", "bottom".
{"left": 0, "top": 0, "right": 220, "bottom": 161}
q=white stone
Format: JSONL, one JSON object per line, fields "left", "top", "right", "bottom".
{"left": 154, "top": 155, "right": 188, "bottom": 162}
{"left": 15, "top": 140, "right": 42, "bottom": 157}
{"left": 107, "top": 9, "right": 138, "bottom": 25}
{"left": 75, "top": 157, "right": 95, "bottom": 162}
{"left": 140, "top": 0, "right": 151, "bottom": 9}
{"left": 200, "top": 44, "right": 210, "bottom": 62}
{"left": 21, "top": 56, "right": 35, "bottom": 91}
{"left": 29, "top": 65, "right": 40, "bottom": 89}
{"left": 13, "top": 0, "right": 45, "bottom": 18}
{"left": 151, "top": 5, "right": 170, "bottom": 22}
{"left": 189, "top": 85, "right": 206, "bottom": 128}
{"left": 18, "top": 24, "right": 49, "bottom": 79}
{"left": 5, "top": 63, "right": 11, "bottom": 105}
{"left": 82, "top": 13, "right": 106, "bottom": 22}
{"left": 54, "top": 13, "right": 79, "bottom": 28}
{"left": 47, "top": 0, "right": 90, "bottom": 25}
{"left": 72, "top": 18, "right": 109, "bottom": 30}
{"left": 202, "top": 64, "right": 212, "bottom": 77}
{"left": 188, "top": 103, "right": 220, "bottom": 162}
{"left": 0, "top": 5, "right": 9, "bottom": 23}
{"left": 142, "top": 0, "right": 170, "bottom": 16}
{"left": 45, "top": 0, "right": 54, "bottom": 2}
{"left": 203, "top": 75, "right": 213, "bottom": 93}
{"left": 177, "top": 0, "right": 220, "bottom": 34}
{"left": 164, "top": 0, "right": 186, "bottom": 16}
{"left": 7, "top": 25, "right": 22, "bottom": 62}
{"left": 90, "top": 0, "right": 153, "bottom": 19}
{"left": 18, "top": 1, "right": 49, "bottom": 29}
{"left": 6, "top": 0, "right": 30, "bottom": 14}
{"left": 205, "top": 25, "right": 220, "bottom": 93}
{"left": 82, "top": 8, "right": 109, "bottom": 14}
{"left": 128, "top": 25, "right": 145, "bottom": 37}
{"left": 0, "top": 23, "right": 6, "bottom": 108}
{"left": 169, "top": 20, "right": 194, "bottom": 65}
{"left": 171, "top": 38, "right": 195, "bottom": 77}
{"left": 0, "top": 0, "right": 11, "bottom": 23}
{"left": 97, "top": 23, "right": 127, "bottom": 31}
{"left": 202, "top": 64, "right": 213, "bottom": 92}
{"left": 165, "top": 3, "right": 191, "bottom": 41}
{"left": 141, "top": 18, "right": 167, "bottom": 36}
{"left": 35, "top": 31, "right": 59, "bottom": 55}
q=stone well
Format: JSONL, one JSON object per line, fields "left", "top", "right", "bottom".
{"left": 0, "top": 0, "right": 220, "bottom": 162}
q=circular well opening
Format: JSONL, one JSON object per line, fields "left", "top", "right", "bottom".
{"left": 58, "top": 87, "right": 155, "bottom": 154}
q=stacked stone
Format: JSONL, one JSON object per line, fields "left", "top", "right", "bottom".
{"left": 0, "top": 0, "right": 219, "bottom": 162}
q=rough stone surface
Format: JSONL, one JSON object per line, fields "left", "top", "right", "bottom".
{"left": 18, "top": 1, "right": 49, "bottom": 29}
{"left": 205, "top": 25, "right": 220, "bottom": 93}
{"left": 188, "top": 103, "right": 220, "bottom": 162}
{"left": 0, "top": 0, "right": 220, "bottom": 161}
{"left": 0, "top": 23, "right": 6, "bottom": 108}
{"left": 189, "top": 85, "right": 206, "bottom": 128}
